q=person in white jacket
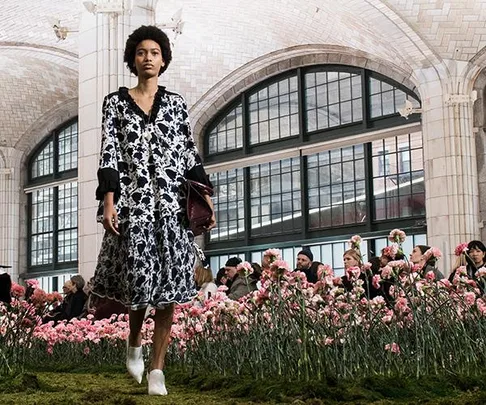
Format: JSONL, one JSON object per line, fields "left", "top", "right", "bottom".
{"left": 195, "top": 265, "right": 218, "bottom": 299}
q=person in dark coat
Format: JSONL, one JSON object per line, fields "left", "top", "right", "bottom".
{"left": 43, "top": 279, "right": 87, "bottom": 323}
{"left": 0, "top": 272, "right": 12, "bottom": 304}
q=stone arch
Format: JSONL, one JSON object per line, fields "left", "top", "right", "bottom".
{"left": 18, "top": 97, "right": 78, "bottom": 171}
{"left": 190, "top": 44, "right": 419, "bottom": 142}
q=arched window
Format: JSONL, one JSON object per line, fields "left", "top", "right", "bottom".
{"left": 204, "top": 66, "right": 424, "bottom": 275}
{"left": 26, "top": 120, "right": 78, "bottom": 291}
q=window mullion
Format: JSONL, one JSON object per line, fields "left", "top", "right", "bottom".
{"left": 243, "top": 166, "right": 251, "bottom": 246}
{"left": 364, "top": 142, "right": 374, "bottom": 233}
{"left": 53, "top": 186, "right": 59, "bottom": 269}
{"left": 300, "top": 152, "right": 308, "bottom": 239}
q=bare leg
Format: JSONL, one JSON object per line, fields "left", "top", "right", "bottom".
{"left": 150, "top": 303, "right": 175, "bottom": 371}
{"left": 128, "top": 308, "right": 146, "bottom": 346}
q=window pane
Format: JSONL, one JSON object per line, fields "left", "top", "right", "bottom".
{"left": 308, "top": 145, "right": 366, "bottom": 229}
{"left": 58, "top": 122, "right": 78, "bottom": 172}
{"left": 31, "top": 140, "right": 54, "bottom": 178}
{"left": 209, "top": 169, "right": 245, "bottom": 242}
{"left": 58, "top": 182, "right": 78, "bottom": 262}
{"left": 249, "top": 76, "right": 299, "bottom": 145}
{"left": 208, "top": 104, "right": 243, "bottom": 154}
{"left": 250, "top": 158, "right": 301, "bottom": 236}
{"left": 305, "top": 71, "right": 363, "bottom": 131}
{"left": 31, "top": 188, "right": 54, "bottom": 266}
{"left": 369, "top": 77, "right": 421, "bottom": 119}
{"left": 372, "top": 132, "right": 424, "bottom": 220}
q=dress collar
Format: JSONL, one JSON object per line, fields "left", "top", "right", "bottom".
{"left": 119, "top": 85, "right": 166, "bottom": 122}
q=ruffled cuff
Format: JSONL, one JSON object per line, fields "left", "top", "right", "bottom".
{"left": 187, "top": 164, "right": 213, "bottom": 189}
{"left": 95, "top": 168, "right": 120, "bottom": 202}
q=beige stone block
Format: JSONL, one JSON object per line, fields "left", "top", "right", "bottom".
{"left": 78, "top": 27, "right": 98, "bottom": 59}
{"left": 78, "top": 175, "right": 98, "bottom": 206}
{"left": 426, "top": 196, "right": 450, "bottom": 217}
{"left": 79, "top": 127, "right": 100, "bottom": 159}
{"left": 79, "top": 53, "right": 98, "bottom": 83}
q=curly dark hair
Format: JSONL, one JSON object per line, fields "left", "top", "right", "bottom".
{"left": 123, "top": 25, "right": 172, "bottom": 76}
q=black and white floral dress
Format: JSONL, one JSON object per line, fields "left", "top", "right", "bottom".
{"left": 92, "top": 86, "right": 210, "bottom": 310}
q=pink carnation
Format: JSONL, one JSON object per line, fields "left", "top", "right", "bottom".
{"left": 385, "top": 342, "right": 401, "bottom": 354}
{"left": 464, "top": 291, "right": 476, "bottom": 306}
{"left": 271, "top": 259, "right": 289, "bottom": 271}
{"left": 476, "top": 267, "right": 486, "bottom": 279}
{"left": 25, "top": 279, "right": 40, "bottom": 289}
{"left": 423, "top": 247, "right": 442, "bottom": 262}
{"left": 388, "top": 229, "right": 406, "bottom": 243}
{"left": 10, "top": 282, "right": 25, "bottom": 298}
{"left": 264, "top": 248, "right": 282, "bottom": 261}
{"left": 237, "top": 261, "right": 253, "bottom": 276}
{"left": 454, "top": 242, "right": 469, "bottom": 257}
{"left": 372, "top": 274, "right": 381, "bottom": 289}
{"left": 382, "top": 244, "right": 399, "bottom": 259}
{"left": 317, "top": 264, "right": 333, "bottom": 280}
{"left": 348, "top": 235, "right": 362, "bottom": 248}
{"left": 346, "top": 266, "right": 361, "bottom": 281}
{"left": 380, "top": 266, "right": 393, "bottom": 279}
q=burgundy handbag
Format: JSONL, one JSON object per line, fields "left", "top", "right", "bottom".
{"left": 186, "top": 180, "right": 214, "bottom": 236}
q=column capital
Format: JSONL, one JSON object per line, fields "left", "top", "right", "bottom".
{"left": 444, "top": 92, "right": 478, "bottom": 106}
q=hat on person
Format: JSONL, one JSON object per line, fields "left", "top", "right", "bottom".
{"left": 225, "top": 257, "right": 242, "bottom": 267}
{"left": 298, "top": 249, "right": 313, "bottom": 262}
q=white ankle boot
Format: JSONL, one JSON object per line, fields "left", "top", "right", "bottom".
{"left": 147, "top": 369, "right": 168, "bottom": 395}
{"left": 126, "top": 340, "right": 144, "bottom": 384}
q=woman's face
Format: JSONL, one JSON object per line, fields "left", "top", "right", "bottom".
{"left": 410, "top": 246, "right": 423, "bottom": 264}
{"left": 469, "top": 247, "right": 486, "bottom": 266}
{"left": 133, "top": 39, "right": 164, "bottom": 78}
{"left": 62, "top": 280, "right": 75, "bottom": 294}
{"left": 343, "top": 254, "right": 359, "bottom": 269}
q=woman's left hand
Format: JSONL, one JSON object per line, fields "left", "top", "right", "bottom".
{"left": 203, "top": 194, "right": 216, "bottom": 231}
{"left": 205, "top": 213, "right": 216, "bottom": 231}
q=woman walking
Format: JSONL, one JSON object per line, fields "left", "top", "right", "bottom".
{"left": 92, "top": 25, "right": 215, "bottom": 395}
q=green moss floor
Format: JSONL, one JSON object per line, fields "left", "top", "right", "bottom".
{"left": 1, "top": 367, "right": 486, "bottom": 404}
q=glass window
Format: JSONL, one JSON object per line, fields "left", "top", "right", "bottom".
{"left": 372, "top": 132, "right": 424, "bottom": 220}
{"left": 305, "top": 71, "right": 362, "bottom": 132}
{"left": 209, "top": 168, "right": 245, "bottom": 242}
{"left": 249, "top": 157, "right": 301, "bottom": 236}
{"left": 369, "top": 77, "right": 420, "bottom": 119}
{"left": 31, "top": 140, "right": 54, "bottom": 179}
{"left": 307, "top": 145, "right": 366, "bottom": 229}
{"left": 248, "top": 76, "right": 299, "bottom": 144}
{"left": 203, "top": 67, "right": 423, "bottom": 264}
{"left": 28, "top": 121, "right": 78, "bottom": 273}
{"left": 207, "top": 103, "right": 243, "bottom": 154}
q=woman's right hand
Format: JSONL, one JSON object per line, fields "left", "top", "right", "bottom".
{"left": 103, "top": 192, "right": 119, "bottom": 235}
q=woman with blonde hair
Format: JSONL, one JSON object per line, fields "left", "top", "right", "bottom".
{"left": 195, "top": 265, "right": 217, "bottom": 299}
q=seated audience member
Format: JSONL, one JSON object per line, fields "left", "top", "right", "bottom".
{"left": 449, "top": 240, "right": 486, "bottom": 282}
{"left": 0, "top": 272, "right": 12, "bottom": 304}
{"left": 303, "top": 261, "right": 319, "bottom": 284}
{"left": 379, "top": 246, "right": 405, "bottom": 267}
{"left": 409, "top": 245, "right": 444, "bottom": 280}
{"left": 70, "top": 275, "right": 89, "bottom": 316}
{"left": 361, "top": 256, "right": 382, "bottom": 299}
{"left": 43, "top": 279, "right": 86, "bottom": 323}
{"left": 226, "top": 257, "right": 258, "bottom": 301}
{"left": 195, "top": 265, "right": 218, "bottom": 299}
{"left": 341, "top": 248, "right": 363, "bottom": 292}
{"left": 216, "top": 267, "right": 232, "bottom": 291}
{"left": 295, "top": 249, "right": 313, "bottom": 273}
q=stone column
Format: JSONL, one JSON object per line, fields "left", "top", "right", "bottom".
{"left": 417, "top": 60, "right": 480, "bottom": 275}
{"left": 78, "top": 0, "right": 157, "bottom": 280}
{"left": 0, "top": 147, "right": 22, "bottom": 281}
